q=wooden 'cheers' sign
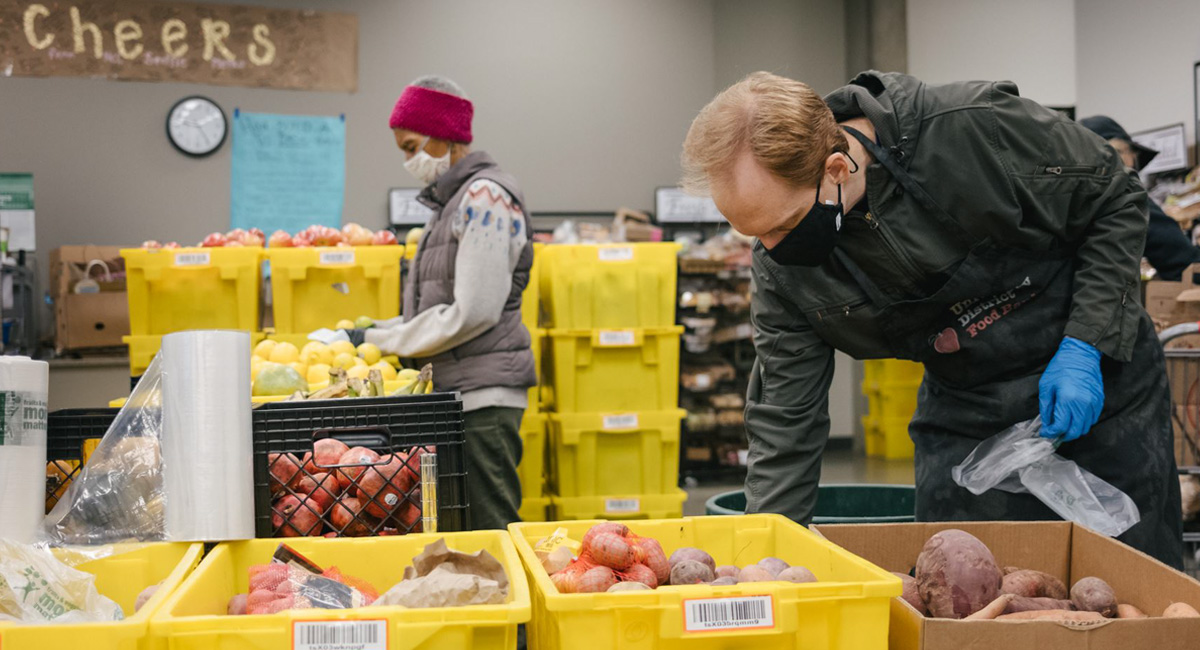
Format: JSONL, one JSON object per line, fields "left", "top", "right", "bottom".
{"left": 0, "top": 0, "right": 358, "bottom": 92}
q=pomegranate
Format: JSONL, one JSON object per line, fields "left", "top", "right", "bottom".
{"left": 268, "top": 453, "right": 303, "bottom": 495}
{"left": 306, "top": 438, "right": 350, "bottom": 474}
{"left": 330, "top": 497, "right": 376, "bottom": 536}
{"left": 393, "top": 499, "right": 422, "bottom": 532}
{"left": 336, "top": 447, "right": 381, "bottom": 491}
{"left": 359, "top": 454, "right": 415, "bottom": 519}
{"left": 294, "top": 472, "right": 340, "bottom": 513}
{"left": 272, "top": 495, "right": 322, "bottom": 537}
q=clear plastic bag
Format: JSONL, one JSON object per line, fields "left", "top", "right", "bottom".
{"left": 38, "top": 357, "right": 166, "bottom": 545}
{"left": 952, "top": 416, "right": 1140, "bottom": 537}
{"left": 0, "top": 539, "right": 123, "bottom": 624}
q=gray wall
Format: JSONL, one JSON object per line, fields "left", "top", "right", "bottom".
{"left": 1076, "top": 0, "right": 1200, "bottom": 154}
{"left": 1, "top": 0, "right": 718, "bottom": 273}
{"left": 714, "top": 0, "right": 847, "bottom": 93}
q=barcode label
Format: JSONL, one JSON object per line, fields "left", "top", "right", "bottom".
{"left": 605, "top": 498, "right": 640, "bottom": 513}
{"left": 294, "top": 620, "right": 386, "bottom": 650}
{"left": 598, "top": 330, "right": 635, "bottom": 346}
{"left": 602, "top": 413, "right": 639, "bottom": 430}
{"left": 598, "top": 246, "right": 634, "bottom": 261}
{"left": 684, "top": 595, "right": 774, "bottom": 632}
{"left": 174, "top": 251, "right": 210, "bottom": 266}
{"left": 319, "top": 250, "right": 356, "bottom": 265}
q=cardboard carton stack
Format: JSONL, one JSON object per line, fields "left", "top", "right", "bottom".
{"left": 50, "top": 245, "right": 129, "bottom": 352}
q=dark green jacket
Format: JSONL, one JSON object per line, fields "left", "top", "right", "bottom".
{"left": 745, "top": 72, "right": 1148, "bottom": 523}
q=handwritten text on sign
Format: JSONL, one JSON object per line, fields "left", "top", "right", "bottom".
{"left": 0, "top": 1, "right": 358, "bottom": 92}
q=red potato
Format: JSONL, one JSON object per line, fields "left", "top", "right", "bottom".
{"left": 336, "top": 447, "right": 382, "bottom": 491}
{"left": 227, "top": 593, "right": 247, "bottom": 615}
{"left": 588, "top": 533, "right": 635, "bottom": 570}
{"left": 294, "top": 472, "right": 340, "bottom": 513}
{"left": 778, "top": 566, "right": 817, "bottom": 584}
{"left": 307, "top": 439, "right": 350, "bottom": 474}
{"left": 757, "top": 557, "right": 790, "bottom": 577}
{"left": 671, "top": 560, "right": 714, "bottom": 585}
{"left": 330, "top": 497, "right": 376, "bottom": 537}
{"left": 632, "top": 538, "right": 670, "bottom": 586}
{"left": 715, "top": 565, "right": 739, "bottom": 579}
{"left": 710, "top": 577, "right": 739, "bottom": 586}
{"left": 577, "top": 566, "right": 618, "bottom": 593}
{"left": 272, "top": 495, "right": 322, "bottom": 537}
{"left": 1117, "top": 604, "right": 1147, "bottom": 619}
{"left": 359, "top": 454, "right": 415, "bottom": 519}
{"left": 268, "top": 453, "right": 303, "bottom": 495}
{"left": 669, "top": 547, "right": 716, "bottom": 572}
{"left": 620, "top": 563, "right": 658, "bottom": 589}
{"left": 1163, "top": 602, "right": 1200, "bottom": 618}
{"left": 915, "top": 529, "right": 1002, "bottom": 619}
{"left": 1001, "top": 569, "right": 1068, "bottom": 600}
{"left": 893, "top": 572, "right": 928, "bottom": 615}
{"left": 1070, "top": 577, "right": 1118, "bottom": 618}
{"left": 736, "top": 565, "right": 775, "bottom": 584}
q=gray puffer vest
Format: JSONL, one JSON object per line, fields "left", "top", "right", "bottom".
{"left": 403, "top": 151, "right": 537, "bottom": 394}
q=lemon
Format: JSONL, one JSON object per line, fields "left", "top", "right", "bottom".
{"left": 269, "top": 341, "right": 300, "bottom": 364}
{"left": 371, "top": 361, "right": 398, "bottom": 381}
{"left": 329, "top": 340, "right": 356, "bottom": 357}
{"left": 301, "top": 341, "right": 325, "bottom": 358}
{"left": 354, "top": 315, "right": 375, "bottom": 329}
{"left": 301, "top": 344, "right": 333, "bottom": 367}
{"left": 288, "top": 361, "right": 308, "bottom": 378}
{"left": 250, "top": 357, "right": 265, "bottom": 382}
{"left": 332, "top": 352, "right": 356, "bottom": 370}
{"left": 307, "top": 363, "right": 332, "bottom": 384}
{"left": 382, "top": 354, "right": 401, "bottom": 368}
{"left": 346, "top": 365, "right": 371, "bottom": 381}
{"left": 357, "top": 342, "right": 382, "bottom": 365}
{"left": 352, "top": 356, "right": 368, "bottom": 368}
{"left": 253, "top": 339, "right": 277, "bottom": 360}
{"left": 335, "top": 319, "right": 355, "bottom": 330}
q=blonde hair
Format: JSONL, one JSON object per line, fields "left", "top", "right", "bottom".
{"left": 682, "top": 72, "right": 847, "bottom": 194}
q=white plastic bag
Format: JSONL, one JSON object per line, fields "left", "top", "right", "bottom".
{"left": 0, "top": 539, "right": 123, "bottom": 624}
{"left": 952, "top": 417, "right": 1140, "bottom": 537}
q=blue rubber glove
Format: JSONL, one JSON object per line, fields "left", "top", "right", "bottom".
{"left": 1038, "top": 336, "right": 1104, "bottom": 442}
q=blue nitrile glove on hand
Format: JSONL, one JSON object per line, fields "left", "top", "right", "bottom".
{"left": 1038, "top": 336, "right": 1104, "bottom": 442}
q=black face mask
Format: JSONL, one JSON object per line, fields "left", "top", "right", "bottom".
{"left": 765, "top": 183, "right": 843, "bottom": 267}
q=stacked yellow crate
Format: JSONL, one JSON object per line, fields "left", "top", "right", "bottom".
{"left": 517, "top": 243, "right": 550, "bottom": 521}
{"left": 539, "top": 243, "right": 687, "bottom": 520}
{"left": 861, "top": 359, "right": 924, "bottom": 459}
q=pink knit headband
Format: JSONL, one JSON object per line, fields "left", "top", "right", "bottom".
{"left": 388, "top": 86, "right": 474, "bottom": 144}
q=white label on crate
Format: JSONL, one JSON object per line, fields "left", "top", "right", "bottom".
{"left": 684, "top": 595, "right": 775, "bottom": 633}
{"left": 319, "top": 250, "right": 356, "bottom": 266}
{"left": 597, "top": 329, "right": 636, "bottom": 347}
{"left": 598, "top": 246, "right": 634, "bottom": 262}
{"left": 605, "top": 497, "right": 640, "bottom": 513}
{"left": 294, "top": 620, "right": 386, "bottom": 650}
{"left": 694, "top": 373, "right": 712, "bottom": 390}
{"left": 602, "top": 413, "right": 639, "bottom": 430}
{"left": 173, "top": 251, "right": 210, "bottom": 266}
{"left": 736, "top": 449, "right": 749, "bottom": 466}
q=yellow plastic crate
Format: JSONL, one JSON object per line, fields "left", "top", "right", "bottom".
{"left": 520, "top": 496, "right": 551, "bottom": 523}
{"left": 861, "top": 415, "right": 915, "bottom": 460}
{"left": 522, "top": 242, "right": 544, "bottom": 331}
{"left": 547, "top": 409, "right": 684, "bottom": 498}
{"left": 861, "top": 359, "right": 924, "bottom": 392}
{"left": 546, "top": 326, "right": 682, "bottom": 413}
{"left": 549, "top": 489, "right": 687, "bottom": 521}
{"left": 0, "top": 543, "right": 202, "bottom": 650}
{"left": 539, "top": 243, "right": 680, "bottom": 329}
{"left": 125, "top": 331, "right": 265, "bottom": 377}
{"left": 151, "top": 532, "right": 530, "bottom": 650}
{"left": 519, "top": 411, "right": 548, "bottom": 507}
{"left": 123, "top": 247, "right": 263, "bottom": 336}
{"left": 509, "top": 514, "right": 901, "bottom": 650}
{"left": 267, "top": 245, "right": 404, "bottom": 334}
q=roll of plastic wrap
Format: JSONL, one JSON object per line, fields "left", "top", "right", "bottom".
{"left": 0, "top": 356, "right": 49, "bottom": 543}
{"left": 161, "top": 330, "right": 255, "bottom": 541}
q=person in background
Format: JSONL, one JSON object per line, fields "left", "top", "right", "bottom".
{"left": 1080, "top": 115, "right": 1200, "bottom": 281}
{"left": 341, "top": 75, "right": 535, "bottom": 529}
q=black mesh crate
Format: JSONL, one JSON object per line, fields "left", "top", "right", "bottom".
{"left": 253, "top": 392, "right": 468, "bottom": 538}
{"left": 45, "top": 408, "right": 121, "bottom": 512}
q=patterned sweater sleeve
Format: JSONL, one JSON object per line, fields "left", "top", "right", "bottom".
{"left": 365, "top": 179, "right": 528, "bottom": 358}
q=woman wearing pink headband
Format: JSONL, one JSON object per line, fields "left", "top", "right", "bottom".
{"left": 350, "top": 75, "right": 537, "bottom": 530}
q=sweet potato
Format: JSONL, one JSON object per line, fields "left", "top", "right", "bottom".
{"left": 915, "top": 529, "right": 1003, "bottom": 619}
{"left": 710, "top": 576, "right": 738, "bottom": 586}
{"left": 588, "top": 533, "right": 635, "bottom": 570}
{"left": 577, "top": 566, "right": 619, "bottom": 593}
{"left": 1004, "top": 596, "right": 1075, "bottom": 614}
{"left": 893, "top": 572, "right": 928, "bottom": 615}
{"left": 1070, "top": 577, "right": 1117, "bottom": 618}
{"left": 757, "top": 557, "right": 790, "bottom": 577}
{"left": 1163, "top": 602, "right": 1200, "bottom": 618}
{"left": 965, "top": 594, "right": 1013, "bottom": 620}
{"left": 632, "top": 537, "right": 670, "bottom": 586}
{"left": 608, "top": 581, "right": 650, "bottom": 592}
{"left": 582, "top": 522, "right": 630, "bottom": 550}
{"left": 671, "top": 559, "right": 715, "bottom": 585}
{"left": 778, "top": 566, "right": 817, "bottom": 583}
{"left": 715, "top": 565, "right": 739, "bottom": 579}
{"left": 669, "top": 547, "right": 716, "bottom": 572}
{"left": 996, "top": 610, "right": 1104, "bottom": 622}
{"left": 737, "top": 565, "right": 775, "bottom": 583}
{"left": 1116, "top": 604, "right": 1147, "bottom": 619}
{"left": 1001, "top": 569, "right": 1068, "bottom": 600}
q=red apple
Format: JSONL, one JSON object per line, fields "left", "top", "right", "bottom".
{"left": 246, "top": 228, "right": 266, "bottom": 246}
{"left": 141, "top": 240, "right": 162, "bottom": 249}
{"left": 342, "top": 223, "right": 375, "bottom": 246}
{"left": 272, "top": 495, "right": 322, "bottom": 537}
{"left": 291, "top": 234, "right": 313, "bottom": 248}
{"left": 200, "top": 232, "right": 227, "bottom": 247}
{"left": 163, "top": 241, "right": 181, "bottom": 249}
{"left": 225, "top": 228, "right": 247, "bottom": 242}
{"left": 336, "top": 447, "right": 381, "bottom": 491}
{"left": 268, "top": 453, "right": 303, "bottom": 495}
{"left": 225, "top": 240, "right": 244, "bottom": 247}
{"left": 268, "top": 230, "right": 293, "bottom": 248}
{"left": 372, "top": 230, "right": 398, "bottom": 246}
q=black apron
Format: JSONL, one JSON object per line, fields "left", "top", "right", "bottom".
{"left": 821, "top": 127, "right": 1183, "bottom": 567}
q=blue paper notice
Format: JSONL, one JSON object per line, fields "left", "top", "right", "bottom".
{"left": 231, "top": 112, "right": 345, "bottom": 233}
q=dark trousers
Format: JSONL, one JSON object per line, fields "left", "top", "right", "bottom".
{"left": 463, "top": 407, "right": 524, "bottom": 530}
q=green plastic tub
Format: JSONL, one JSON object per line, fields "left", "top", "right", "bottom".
{"left": 705, "top": 484, "right": 916, "bottom": 523}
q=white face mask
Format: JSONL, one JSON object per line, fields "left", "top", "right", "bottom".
{"left": 404, "top": 136, "right": 451, "bottom": 185}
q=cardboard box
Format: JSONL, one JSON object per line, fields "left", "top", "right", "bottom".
{"left": 1147, "top": 263, "right": 1200, "bottom": 336}
{"left": 51, "top": 245, "right": 129, "bottom": 351}
{"left": 814, "top": 521, "right": 1200, "bottom": 650}
{"left": 1164, "top": 353, "right": 1200, "bottom": 468}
